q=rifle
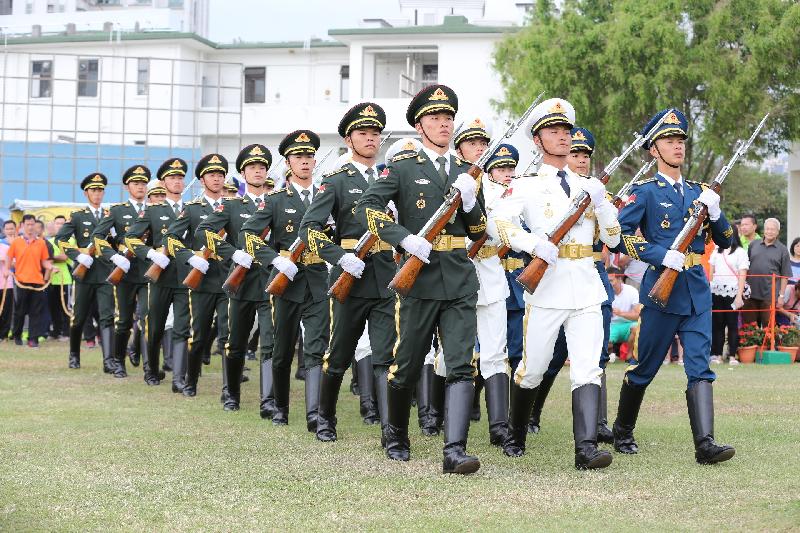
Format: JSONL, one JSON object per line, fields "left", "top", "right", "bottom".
{"left": 611, "top": 159, "right": 657, "bottom": 209}
{"left": 516, "top": 109, "right": 675, "bottom": 294}
{"left": 144, "top": 246, "right": 166, "bottom": 283}
{"left": 183, "top": 228, "right": 226, "bottom": 290}
{"left": 648, "top": 113, "right": 769, "bottom": 307}
{"left": 266, "top": 237, "right": 305, "bottom": 297}
{"left": 107, "top": 245, "right": 135, "bottom": 285}
{"left": 72, "top": 244, "right": 96, "bottom": 281}
{"left": 222, "top": 224, "right": 269, "bottom": 296}
{"left": 460, "top": 93, "right": 545, "bottom": 260}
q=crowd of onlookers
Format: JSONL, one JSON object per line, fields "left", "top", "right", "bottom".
{"left": 0, "top": 215, "right": 104, "bottom": 348}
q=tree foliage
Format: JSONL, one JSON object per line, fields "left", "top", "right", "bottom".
{"left": 494, "top": 0, "right": 800, "bottom": 188}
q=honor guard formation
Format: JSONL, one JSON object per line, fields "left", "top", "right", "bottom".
{"left": 56, "top": 83, "right": 755, "bottom": 474}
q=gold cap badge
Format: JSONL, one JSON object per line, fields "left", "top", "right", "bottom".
{"left": 359, "top": 105, "right": 378, "bottom": 117}
{"left": 295, "top": 132, "right": 311, "bottom": 143}
{"left": 664, "top": 112, "right": 681, "bottom": 125}
{"left": 169, "top": 159, "right": 183, "bottom": 169}
{"left": 496, "top": 146, "right": 512, "bottom": 157}
{"left": 548, "top": 101, "right": 565, "bottom": 114}
{"left": 133, "top": 166, "right": 145, "bottom": 174}
{"left": 429, "top": 88, "right": 448, "bottom": 101}
{"left": 572, "top": 130, "right": 587, "bottom": 141}
{"left": 249, "top": 146, "right": 265, "bottom": 156}
{"left": 209, "top": 155, "right": 222, "bottom": 164}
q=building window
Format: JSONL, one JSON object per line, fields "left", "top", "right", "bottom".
{"left": 136, "top": 58, "right": 149, "bottom": 95}
{"left": 95, "top": 0, "right": 121, "bottom": 5}
{"left": 25, "top": 1, "right": 33, "bottom": 14}
{"left": 0, "top": 0, "right": 12, "bottom": 15}
{"left": 30, "top": 60, "right": 53, "bottom": 98}
{"left": 422, "top": 64, "right": 438, "bottom": 85}
{"left": 244, "top": 67, "right": 265, "bottom": 104}
{"left": 168, "top": 0, "right": 184, "bottom": 7}
{"left": 340, "top": 65, "right": 349, "bottom": 103}
{"left": 78, "top": 58, "right": 99, "bottom": 97}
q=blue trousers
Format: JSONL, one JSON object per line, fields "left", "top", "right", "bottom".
{"left": 624, "top": 306, "right": 715, "bottom": 389}
{"left": 507, "top": 308, "right": 525, "bottom": 372}
{"left": 545, "top": 303, "right": 612, "bottom": 378}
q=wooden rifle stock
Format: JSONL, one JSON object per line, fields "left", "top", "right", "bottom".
{"left": 72, "top": 244, "right": 96, "bottom": 281}
{"left": 107, "top": 246, "right": 135, "bottom": 285}
{"left": 648, "top": 183, "right": 717, "bottom": 307}
{"left": 388, "top": 190, "right": 462, "bottom": 297}
{"left": 266, "top": 239, "right": 306, "bottom": 297}
{"left": 222, "top": 227, "right": 269, "bottom": 296}
{"left": 183, "top": 229, "right": 226, "bottom": 290}
{"left": 329, "top": 233, "right": 380, "bottom": 304}
{"left": 144, "top": 246, "right": 166, "bottom": 283}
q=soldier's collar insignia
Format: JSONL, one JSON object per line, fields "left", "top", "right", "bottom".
{"left": 664, "top": 112, "right": 681, "bottom": 125}
{"left": 359, "top": 105, "right": 378, "bottom": 117}
{"left": 429, "top": 88, "right": 448, "bottom": 101}
{"left": 295, "top": 132, "right": 311, "bottom": 143}
{"left": 209, "top": 155, "right": 222, "bottom": 163}
{"left": 169, "top": 159, "right": 183, "bottom": 169}
{"left": 572, "top": 130, "right": 587, "bottom": 141}
{"left": 495, "top": 146, "right": 512, "bottom": 157}
{"left": 249, "top": 146, "right": 265, "bottom": 156}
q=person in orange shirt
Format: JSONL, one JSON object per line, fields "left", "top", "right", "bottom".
{"left": 7, "top": 214, "right": 52, "bottom": 347}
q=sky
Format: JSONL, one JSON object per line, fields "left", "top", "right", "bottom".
{"left": 208, "top": 0, "right": 403, "bottom": 43}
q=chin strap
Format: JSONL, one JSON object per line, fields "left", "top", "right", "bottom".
{"left": 654, "top": 144, "right": 681, "bottom": 169}
{"left": 419, "top": 122, "right": 448, "bottom": 150}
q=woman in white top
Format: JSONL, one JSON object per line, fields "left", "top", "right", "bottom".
{"left": 709, "top": 224, "right": 750, "bottom": 364}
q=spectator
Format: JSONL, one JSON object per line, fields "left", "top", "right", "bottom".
{"left": 47, "top": 216, "right": 72, "bottom": 341}
{"left": 738, "top": 214, "right": 761, "bottom": 250}
{"left": 2, "top": 220, "right": 17, "bottom": 245}
{"left": 0, "top": 237, "right": 14, "bottom": 340}
{"left": 777, "top": 283, "right": 800, "bottom": 327}
{"left": 6, "top": 214, "right": 52, "bottom": 347}
{"left": 607, "top": 267, "right": 641, "bottom": 359}
{"left": 709, "top": 223, "right": 749, "bottom": 365}
{"left": 743, "top": 218, "right": 792, "bottom": 327}
{"left": 34, "top": 219, "right": 54, "bottom": 342}
{"left": 789, "top": 237, "right": 800, "bottom": 285}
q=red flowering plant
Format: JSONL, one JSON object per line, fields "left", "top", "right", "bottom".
{"left": 777, "top": 325, "right": 800, "bottom": 347}
{"left": 738, "top": 322, "right": 765, "bottom": 348}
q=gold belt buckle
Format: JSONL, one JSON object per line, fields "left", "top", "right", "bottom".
{"left": 434, "top": 234, "right": 451, "bottom": 250}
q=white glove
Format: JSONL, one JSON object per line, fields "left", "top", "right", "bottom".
{"left": 232, "top": 249, "right": 253, "bottom": 269}
{"left": 76, "top": 253, "right": 94, "bottom": 269}
{"left": 400, "top": 234, "right": 432, "bottom": 264}
{"left": 338, "top": 252, "right": 365, "bottom": 278}
{"left": 188, "top": 255, "right": 209, "bottom": 274}
{"left": 662, "top": 249, "right": 686, "bottom": 271}
{"left": 271, "top": 255, "right": 298, "bottom": 281}
{"left": 146, "top": 249, "right": 170, "bottom": 269}
{"left": 581, "top": 177, "right": 608, "bottom": 206}
{"left": 453, "top": 173, "right": 477, "bottom": 212}
{"left": 697, "top": 189, "right": 721, "bottom": 221}
{"left": 533, "top": 239, "right": 559, "bottom": 265}
{"left": 110, "top": 254, "right": 130, "bottom": 273}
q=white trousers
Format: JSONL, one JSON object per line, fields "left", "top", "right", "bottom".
{"left": 476, "top": 300, "right": 508, "bottom": 379}
{"left": 515, "top": 304, "right": 603, "bottom": 391}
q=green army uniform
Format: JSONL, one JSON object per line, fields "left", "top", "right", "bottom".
{"left": 241, "top": 130, "right": 330, "bottom": 430}
{"left": 124, "top": 159, "right": 192, "bottom": 388}
{"left": 354, "top": 84, "right": 486, "bottom": 474}
{"left": 55, "top": 173, "right": 115, "bottom": 372}
{"left": 165, "top": 153, "right": 231, "bottom": 398}
{"left": 194, "top": 144, "right": 274, "bottom": 413}
{"left": 91, "top": 164, "right": 151, "bottom": 378}
{"left": 299, "top": 102, "right": 396, "bottom": 442}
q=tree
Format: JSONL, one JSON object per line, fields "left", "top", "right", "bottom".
{"left": 720, "top": 165, "right": 788, "bottom": 241}
{"left": 493, "top": 0, "right": 800, "bottom": 188}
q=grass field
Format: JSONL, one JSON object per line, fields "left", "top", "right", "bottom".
{"left": 1, "top": 341, "right": 799, "bottom": 532}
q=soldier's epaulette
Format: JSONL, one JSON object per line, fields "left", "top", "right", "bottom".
{"left": 70, "top": 208, "right": 83, "bottom": 216}
{"left": 633, "top": 176, "right": 658, "bottom": 186}
{"left": 391, "top": 151, "right": 418, "bottom": 163}
{"left": 223, "top": 196, "right": 243, "bottom": 202}
{"left": 185, "top": 199, "right": 201, "bottom": 205}
{"left": 110, "top": 202, "right": 125, "bottom": 208}
{"left": 323, "top": 166, "right": 348, "bottom": 178}
{"left": 455, "top": 157, "right": 468, "bottom": 166}
{"left": 268, "top": 188, "right": 287, "bottom": 196}
{"left": 686, "top": 180, "right": 708, "bottom": 190}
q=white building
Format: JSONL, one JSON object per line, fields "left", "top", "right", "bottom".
{"left": 0, "top": 1, "right": 524, "bottom": 204}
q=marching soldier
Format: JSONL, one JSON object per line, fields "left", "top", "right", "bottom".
{"left": 354, "top": 84, "right": 486, "bottom": 474}
{"left": 240, "top": 130, "right": 330, "bottom": 430}
{"left": 299, "top": 103, "right": 396, "bottom": 442}
{"left": 56, "top": 173, "right": 115, "bottom": 371}
{"left": 612, "top": 109, "right": 735, "bottom": 464}
{"left": 527, "top": 127, "right": 615, "bottom": 444}
{"left": 488, "top": 98, "right": 619, "bottom": 469}
{"left": 124, "top": 158, "right": 191, "bottom": 388}
{"left": 194, "top": 144, "right": 274, "bottom": 413}
{"left": 91, "top": 165, "right": 151, "bottom": 378}
{"left": 147, "top": 179, "right": 167, "bottom": 203}
{"left": 223, "top": 176, "right": 240, "bottom": 197}
{"left": 164, "top": 153, "right": 230, "bottom": 397}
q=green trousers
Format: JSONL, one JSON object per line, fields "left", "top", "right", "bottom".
{"left": 113, "top": 280, "right": 148, "bottom": 336}
{"left": 270, "top": 295, "right": 329, "bottom": 371}
{"left": 145, "top": 284, "right": 189, "bottom": 372}
{"left": 69, "top": 281, "right": 115, "bottom": 354}
{"left": 226, "top": 298, "right": 273, "bottom": 362}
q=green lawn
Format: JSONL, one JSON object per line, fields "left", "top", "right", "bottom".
{"left": 1, "top": 341, "right": 799, "bottom": 531}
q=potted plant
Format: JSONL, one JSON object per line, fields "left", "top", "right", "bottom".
{"left": 777, "top": 325, "right": 800, "bottom": 362}
{"left": 737, "top": 322, "right": 764, "bottom": 364}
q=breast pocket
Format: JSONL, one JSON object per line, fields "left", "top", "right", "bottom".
{"left": 408, "top": 184, "right": 438, "bottom": 219}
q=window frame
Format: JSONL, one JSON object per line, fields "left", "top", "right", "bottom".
{"left": 243, "top": 66, "right": 266, "bottom": 104}
{"left": 77, "top": 57, "right": 100, "bottom": 98}
{"left": 30, "top": 60, "right": 54, "bottom": 99}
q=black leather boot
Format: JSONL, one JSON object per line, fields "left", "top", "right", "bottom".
{"left": 686, "top": 380, "right": 735, "bottom": 465}
{"left": 417, "top": 364, "right": 437, "bottom": 436}
{"left": 442, "top": 380, "right": 481, "bottom": 475}
{"left": 597, "top": 371, "right": 613, "bottom": 444}
{"left": 220, "top": 346, "right": 229, "bottom": 404}
{"left": 471, "top": 372, "right": 484, "bottom": 422}
{"left": 100, "top": 327, "right": 115, "bottom": 374}
{"left": 259, "top": 357, "right": 276, "bottom": 419}
{"left": 223, "top": 356, "right": 245, "bottom": 411}
{"left": 613, "top": 380, "right": 646, "bottom": 454}
{"left": 485, "top": 373, "right": 510, "bottom": 446}
{"left": 385, "top": 383, "right": 412, "bottom": 461}
{"left": 294, "top": 335, "right": 305, "bottom": 380}
{"left": 357, "top": 356, "right": 379, "bottom": 425}
{"left": 129, "top": 321, "right": 141, "bottom": 367}
{"left": 272, "top": 364, "right": 292, "bottom": 425}
{"left": 503, "top": 382, "right": 539, "bottom": 457}
{"left": 112, "top": 331, "right": 129, "bottom": 378}
{"left": 374, "top": 369, "right": 390, "bottom": 448}
{"left": 573, "top": 384, "right": 613, "bottom": 470}
{"left": 528, "top": 371, "right": 557, "bottom": 434}
{"left": 171, "top": 340, "right": 188, "bottom": 393}
{"left": 143, "top": 331, "right": 161, "bottom": 386}
{"left": 161, "top": 333, "right": 173, "bottom": 373}
{"left": 305, "top": 365, "right": 322, "bottom": 433}
{"left": 349, "top": 360, "right": 359, "bottom": 396}
{"left": 183, "top": 340, "right": 202, "bottom": 397}
{"left": 68, "top": 326, "right": 81, "bottom": 369}
{"left": 316, "top": 372, "right": 344, "bottom": 442}
{"left": 429, "top": 373, "right": 446, "bottom": 435}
